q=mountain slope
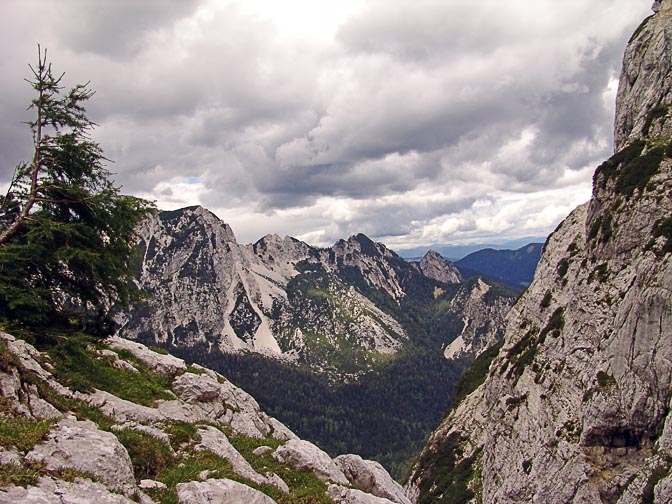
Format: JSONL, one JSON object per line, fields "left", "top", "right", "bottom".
{"left": 0, "top": 330, "right": 413, "bottom": 504}
{"left": 408, "top": 2, "right": 672, "bottom": 503}
{"left": 114, "top": 206, "right": 516, "bottom": 477}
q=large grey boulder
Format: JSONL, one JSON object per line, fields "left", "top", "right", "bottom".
{"left": 334, "top": 454, "right": 411, "bottom": 504}
{"left": 0, "top": 477, "right": 137, "bottom": 504}
{"left": 195, "top": 426, "right": 289, "bottom": 493}
{"left": 176, "top": 478, "right": 276, "bottom": 503}
{"left": 106, "top": 336, "right": 187, "bottom": 377}
{"left": 25, "top": 416, "right": 136, "bottom": 495}
{"left": 273, "top": 439, "right": 349, "bottom": 485}
{"left": 327, "top": 484, "right": 398, "bottom": 504}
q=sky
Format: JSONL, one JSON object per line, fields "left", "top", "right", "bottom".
{"left": 0, "top": 0, "right": 654, "bottom": 251}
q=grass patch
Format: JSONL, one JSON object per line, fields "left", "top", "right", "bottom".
{"left": 43, "top": 333, "right": 173, "bottom": 406}
{"left": 115, "top": 429, "right": 175, "bottom": 481}
{"left": 229, "top": 434, "right": 334, "bottom": 504}
{"left": 0, "top": 462, "right": 45, "bottom": 488}
{"left": 593, "top": 140, "right": 645, "bottom": 188}
{"left": 0, "top": 416, "right": 54, "bottom": 453}
{"left": 164, "top": 421, "right": 201, "bottom": 451}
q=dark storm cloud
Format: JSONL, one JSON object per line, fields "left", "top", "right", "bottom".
{"left": 55, "top": 0, "right": 202, "bottom": 58}
{"left": 0, "top": 0, "right": 655, "bottom": 247}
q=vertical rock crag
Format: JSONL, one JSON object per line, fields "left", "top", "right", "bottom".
{"left": 408, "top": 2, "right": 672, "bottom": 503}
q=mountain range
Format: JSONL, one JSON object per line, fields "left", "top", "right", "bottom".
{"left": 112, "top": 205, "right": 517, "bottom": 474}
{"left": 1, "top": 1, "right": 670, "bottom": 503}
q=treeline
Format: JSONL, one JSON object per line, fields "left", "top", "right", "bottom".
{"left": 170, "top": 344, "right": 468, "bottom": 480}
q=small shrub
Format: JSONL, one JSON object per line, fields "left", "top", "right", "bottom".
{"left": 539, "top": 308, "right": 565, "bottom": 343}
{"left": 589, "top": 263, "right": 610, "bottom": 284}
{"left": 615, "top": 145, "right": 665, "bottom": 198}
{"left": 642, "top": 463, "right": 670, "bottom": 504}
{"left": 651, "top": 217, "right": 672, "bottom": 255}
{"left": 505, "top": 394, "right": 527, "bottom": 411}
{"left": 597, "top": 371, "right": 616, "bottom": 389}
{"left": 522, "top": 459, "right": 532, "bottom": 475}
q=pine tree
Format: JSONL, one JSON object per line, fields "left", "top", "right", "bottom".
{"left": 0, "top": 47, "right": 154, "bottom": 332}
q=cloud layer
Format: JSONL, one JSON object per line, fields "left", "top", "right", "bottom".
{"left": 0, "top": 0, "right": 653, "bottom": 250}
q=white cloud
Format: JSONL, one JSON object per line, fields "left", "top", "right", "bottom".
{"left": 0, "top": 0, "right": 654, "bottom": 251}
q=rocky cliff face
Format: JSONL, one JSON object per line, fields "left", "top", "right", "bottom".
{"left": 408, "top": 3, "right": 672, "bottom": 503}
{"left": 116, "top": 208, "right": 513, "bottom": 375}
{"left": 0, "top": 330, "right": 412, "bottom": 504}
{"left": 413, "top": 250, "right": 463, "bottom": 285}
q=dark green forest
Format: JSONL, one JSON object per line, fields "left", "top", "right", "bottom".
{"left": 170, "top": 344, "right": 468, "bottom": 480}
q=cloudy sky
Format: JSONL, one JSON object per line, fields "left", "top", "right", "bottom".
{"left": 0, "top": 0, "right": 653, "bottom": 252}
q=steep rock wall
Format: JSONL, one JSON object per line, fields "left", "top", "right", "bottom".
{"left": 409, "top": 2, "right": 672, "bottom": 503}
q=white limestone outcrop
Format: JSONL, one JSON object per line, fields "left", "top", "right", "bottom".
{"left": 25, "top": 416, "right": 136, "bottom": 495}
{"left": 176, "top": 478, "right": 277, "bottom": 504}
{"left": 273, "top": 439, "right": 349, "bottom": 485}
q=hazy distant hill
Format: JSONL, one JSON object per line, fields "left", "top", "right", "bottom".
{"left": 454, "top": 243, "right": 543, "bottom": 288}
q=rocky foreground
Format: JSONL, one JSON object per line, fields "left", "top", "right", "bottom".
{"left": 0, "top": 331, "right": 412, "bottom": 503}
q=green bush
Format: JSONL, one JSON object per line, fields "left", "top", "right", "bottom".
{"left": 615, "top": 145, "right": 665, "bottom": 197}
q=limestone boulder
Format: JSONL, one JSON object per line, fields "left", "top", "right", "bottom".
{"left": 334, "top": 454, "right": 411, "bottom": 504}
{"left": 195, "top": 426, "right": 289, "bottom": 493}
{"left": 176, "top": 478, "right": 276, "bottom": 504}
{"left": 273, "top": 439, "right": 348, "bottom": 485}
{"left": 25, "top": 416, "right": 136, "bottom": 495}
{"left": 106, "top": 336, "right": 186, "bottom": 377}
{"left": 327, "top": 484, "right": 397, "bottom": 504}
{"left": 0, "top": 477, "right": 137, "bottom": 504}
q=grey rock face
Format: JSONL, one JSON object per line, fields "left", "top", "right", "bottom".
{"left": 335, "top": 454, "right": 411, "bottom": 504}
{"left": 0, "top": 477, "right": 137, "bottom": 504}
{"left": 409, "top": 3, "right": 672, "bottom": 503}
{"left": 26, "top": 416, "right": 136, "bottom": 494}
{"left": 273, "top": 439, "right": 349, "bottom": 485}
{"left": 614, "top": 0, "right": 672, "bottom": 150}
{"left": 443, "top": 278, "right": 513, "bottom": 360}
{"left": 195, "top": 426, "right": 289, "bottom": 493}
{"left": 327, "top": 484, "right": 398, "bottom": 504}
{"left": 414, "top": 250, "right": 462, "bottom": 284}
{"left": 176, "top": 478, "right": 277, "bottom": 504}
{"left": 107, "top": 336, "right": 187, "bottom": 377}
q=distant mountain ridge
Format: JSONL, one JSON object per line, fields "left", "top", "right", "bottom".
{"left": 117, "top": 205, "right": 515, "bottom": 374}
{"left": 397, "top": 237, "right": 547, "bottom": 261}
{"left": 455, "top": 242, "right": 544, "bottom": 288}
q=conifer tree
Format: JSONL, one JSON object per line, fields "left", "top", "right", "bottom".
{"left": 0, "top": 47, "right": 153, "bottom": 332}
